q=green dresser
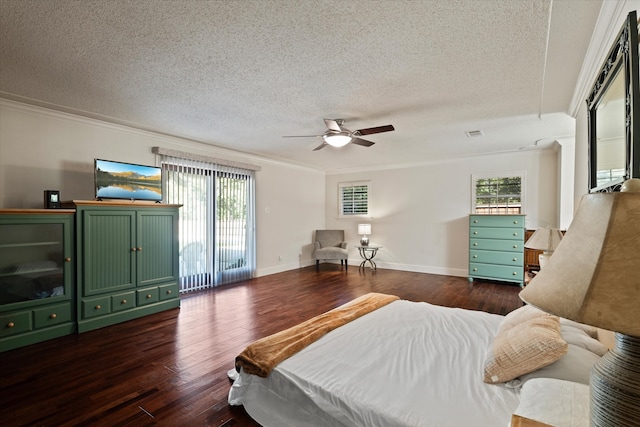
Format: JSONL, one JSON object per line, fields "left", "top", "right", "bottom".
{"left": 0, "top": 210, "right": 76, "bottom": 352}
{"left": 469, "top": 214, "right": 525, "bottom": 287}
{"left": 68, "top": 201, "right": 181, "bottom": 333}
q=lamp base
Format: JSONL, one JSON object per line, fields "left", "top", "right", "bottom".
{"left": 590, "top": 333, "right": 640, "bottom": 426}
{"left": 360, "top": 236, "right": 369, "bottom": 246}
{"left": 538, "top": 252, "right": 552, "bottom": 269}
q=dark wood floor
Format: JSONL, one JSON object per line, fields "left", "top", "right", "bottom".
{"left": 1, "top": 266, "right": 522, "bottom": 427}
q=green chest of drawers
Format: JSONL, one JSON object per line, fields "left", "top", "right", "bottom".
{"left": 469, "top": 214, "right": 525, "bottom": 287}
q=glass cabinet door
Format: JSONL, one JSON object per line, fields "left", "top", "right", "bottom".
{"left": 0, "top": 222, "right": 67, "bottom": 306}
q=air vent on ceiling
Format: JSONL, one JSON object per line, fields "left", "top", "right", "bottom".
{"left": 465, "top": 130, "right": 484, "bottom": 138}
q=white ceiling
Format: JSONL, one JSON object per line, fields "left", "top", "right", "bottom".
{"left": 0, "top": 0, "right": 603, "bottom": 172}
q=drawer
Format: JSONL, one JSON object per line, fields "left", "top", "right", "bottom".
{"left": 470, "top": 238, "right": 523, "bottom": 252}
{"left": 83, "top": 296, "right": 111, "bottom": 319}
{"left": 159, "top": 283, "right": 179, "bottom": 301}
{"left": 470, "top": 215, "right": 524, "bottom": 228}
{"left": 470, "top": 250, "right": 523, "bottom": 266}
{"left": 470, "top": 227, "right": 524, "bottom": 241}
{"left": 137, "top": 287, "right": 159, "bottom": 306}
{"left": 470, "top": 262, "right": 524, "bottom": 281}
{"left": 33, "top": 303, "right": 72, "bottom": 329}
{"left": 0, "top": 311, "right": 32, "bottom": 337}
{"left": 111, "top": 291, "right": 135, "bottom": 313}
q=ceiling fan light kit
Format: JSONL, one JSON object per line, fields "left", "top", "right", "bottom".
{"left": 284, "top": 118, "right": 395, "bottom": 151}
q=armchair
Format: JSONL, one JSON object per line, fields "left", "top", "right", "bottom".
{"left": 313, "top": 230, "right": 348, "bottom": 271}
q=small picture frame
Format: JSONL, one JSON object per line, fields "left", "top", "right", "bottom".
{"left": 44, "top": 190, "right": 61, "bottom": 209}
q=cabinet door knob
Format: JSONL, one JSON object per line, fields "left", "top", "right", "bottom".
{"left": 473, "top": 268, "right": 478, "bottom": 271}
{"left": 147, "top": 294, "right": 152, "bottom": 299}
{"left": 513, "top": 272, "right": 518, "bottom": 275}
{"left": 514, "top": 220, "right": 518, "bottom": 224}
{"left": 473, "top": 231, "right": 478, "bottom": 235}
{"left": 513, "top": 232, "right": 518, "bottom": 236}
{"left": 131, "top": 247, "right": 137, "bottom": 252}
{"left": 473, "top": 243, "right": 478, "bottom": 246}
{"left": 137, "top": 247, "right": 142, "bottom": 251}
{"left": 513, "top": 245, "right": 517, "bottom": 248}
{"left": 50, "top": 313, "right": 57, "bottom": 319}
{"left": 95, "top": 305, "right": 101, "bottom": 310}
{"left": 7, "top": 322, "right": 15, "bottom": 328}
{"left": 65, "top": 257, "right": 72, "bottom": 262}
{"left": 473, "top": 220, "right": 478, "bottom": 223}
{"left": 473, "top": 255, "right": 478, "bottom": 258}
{"left": 166, "top": 290, "right": 172, "bottom": 294}
{"left": 121, "top": 299, "right": 127, "bottom": 304}
{"left": 513, "top": 258, "right": 518, "bottom": 261}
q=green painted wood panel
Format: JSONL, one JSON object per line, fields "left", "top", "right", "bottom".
{"left": 470, "top": 238, "right": 523, "bottom": 252}
{"left": 469, "top": 215, "right": 525, "bottom": 228}
{"left": 82, "top": 210, "right": 136, "bottom": 296}
{"left": 137, "top": 210, "right": 178, "bottom": 287}
{"left": 469, "top": 249, "right": 523, "bottom": 266}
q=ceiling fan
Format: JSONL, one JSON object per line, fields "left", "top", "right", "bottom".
{"left": 283, "top": 119, "right": 395, "bottom": 151}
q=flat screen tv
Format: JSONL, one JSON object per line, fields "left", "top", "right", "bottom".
{"left": 95, "top": 159, "right": 163, "bottom": 202}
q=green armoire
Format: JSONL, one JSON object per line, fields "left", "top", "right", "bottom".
{"left": 68, "top": 201, "right": 181, "bottom": 333}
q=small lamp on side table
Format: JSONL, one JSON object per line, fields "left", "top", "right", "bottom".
{"left": 358, "top": 224, "right": 371, "bottom": 246}
{"left": 520, "top": 179, "right": 640, "bottom": 427}
{"left": 524, "top": 227, "right": 563, "bottom": 269}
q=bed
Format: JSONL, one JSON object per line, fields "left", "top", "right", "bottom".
{"left": 228, "top": 293, "right": 608, "bottom": 427}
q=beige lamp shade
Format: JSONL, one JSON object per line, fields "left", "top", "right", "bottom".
{"left": 524, "top": 228, "right": 563, "bottom": 252}
{"left": 358, "top": 224, "right": 371, "bottom": 235}
{"left": 519, "top": 191, "right": 640, "bottom": 336}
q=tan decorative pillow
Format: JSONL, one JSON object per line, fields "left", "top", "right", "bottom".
{"left": 484, "top": 316, "right": 568, "bottom": 384}
{"left": 498, "top": 305, "right": 553, "bottom": 335}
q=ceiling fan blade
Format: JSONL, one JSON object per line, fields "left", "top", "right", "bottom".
{"left": 324, "top": 119, "right": 343, "bottom": 132}
{"left": 282, "top": 135, "right": 322, "bottom": 138}
{"left": 355, "top": 124, "right": 395, "bottom": 136}
{"left": 313, "top": 142, "right": 328, "bottom": 151}
{"left": 351, "top": 138, "right": 375, "bottom": 147}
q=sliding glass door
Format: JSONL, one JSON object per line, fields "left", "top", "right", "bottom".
{"left": 162, "top": 158, "right": 255, "bottom": 292}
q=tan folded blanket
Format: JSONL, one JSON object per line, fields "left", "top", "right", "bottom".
{"left": 235, "top": 292, "right": 400, "bottom": 378}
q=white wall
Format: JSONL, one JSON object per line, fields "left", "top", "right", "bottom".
{"left": 324, "top": 149, "right": 559, "bottom": 276}
{"left": 0, "top": 99, "right": 325, "bottom": 277}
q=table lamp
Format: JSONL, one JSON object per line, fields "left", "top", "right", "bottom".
{"left": 519, "top": 179, "right": 640, "bottom": 427}
{"left": 358, "top": 224, "right": 371, "bottom": 246}
{"left": 524, "top": 227, "right": 564, "bottom": 269}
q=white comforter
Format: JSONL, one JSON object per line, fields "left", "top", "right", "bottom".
{"left": 229, "top": 300, "right": 520, "bottom": 426}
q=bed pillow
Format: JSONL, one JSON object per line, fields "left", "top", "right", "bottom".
{"left": 484, "top": 315, "right": 568, "bottom": 384}
{"left": 561, "top": 325, "right": 608, "bottom": 356}
{"left": 497, "top": 304, "right": 554, "bottom": 335}
{"left": 559, "top": 318, "right": 598, "bottom": 338}
{"left": 518, "top": 344, "right": 601, "bottom": 385}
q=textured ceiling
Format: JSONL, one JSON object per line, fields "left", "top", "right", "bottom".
{"left": 0, "top": 0, "right": 602, "bottom": 171}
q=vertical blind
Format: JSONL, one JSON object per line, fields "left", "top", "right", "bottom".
{"left": 159, "top": 154, "right": 256, "bottom": 292}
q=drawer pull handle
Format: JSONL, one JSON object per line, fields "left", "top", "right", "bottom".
{"left": 50, "top": 313, "right": 57, "bottom": 319}
{"left": 513, "top": 258, "right": 518, "bottom": 261}
{"left": 147, "top": 294, "right": 152, "bottom": 299}
{"left": 473, "top": 255, "right": 478, "bottom": 258}
{"left": 514, "top": 220, "right": 518, "bottom": 224}
{"left": 7, "top": 322, "right": 15, "bottom": 328}
{"left": 95, "top": 305, "right": 101, "bottom": 310}
{"left": 513, "top": 245, "right": 517, "bottom": 248}
{"left": 473, "top": 231, "right": 478, "bottom": 235}
{"left": 513, "top": 232, "right": 518, "bottom": 236}
{"left": 166, "top": 290, "right": 172, "bottom": 294}
{"left": 137, "top": 247, "right": 142, "bottom": 251}
{"left": 121, "top": 299, "right": 127, "bottom": 304}
{"left": 473, "top": 268, "right": 478, "bottom": 271}
{"left": 132, "top": 247, "right": 137, "bottom": 252}
{"left": 513, "top": 272, "right": 518, "bottom": 275}
{"left": 65, "top": 257, "right": 72, "bottom": 262}
{"left": 473, "top": 220, "right": 478, "bottom": 223}
{"left": 473, "top": 243, "right": 478, "bottom": 246}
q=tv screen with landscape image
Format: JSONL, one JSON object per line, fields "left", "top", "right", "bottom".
{"left": 95, "top": 159, "right": 163, "bottom": 202}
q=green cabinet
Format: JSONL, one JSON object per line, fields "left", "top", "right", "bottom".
{"left": 468, "top": 214, "right": 525, "bottom": 287}
{"left": 72, "top": 202, "right": 181, "bottom": 333}
{"left": 0, "top": 210, "right": 76, "bottom": 352}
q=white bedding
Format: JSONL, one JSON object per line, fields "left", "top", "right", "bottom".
{"left": 229, "top": 300, "right": 521, "bottom": 426}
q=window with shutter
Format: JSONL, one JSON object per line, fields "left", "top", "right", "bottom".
{"left": 339, "top": 182, "right": 370, "bottom": 217}
{"left": 472, "top": 173, "right": 524, "bottom": 214}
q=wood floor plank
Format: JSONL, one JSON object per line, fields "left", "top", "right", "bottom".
{"left": 0, "top": 266, "right": 521, "bottom": 426}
